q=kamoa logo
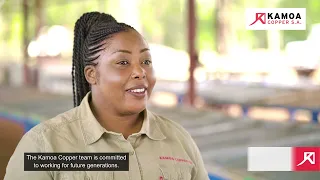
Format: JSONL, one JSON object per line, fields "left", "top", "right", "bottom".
{"left": 246, "top": 8, "right": 306, "bottom": 30}
{"left": 293, "top": 147, "right": 319, "bottom": 171}
{"left": 249, "top": 13, "right": 266, "bottom": 26}
{"left": 249, "top": 12, "right": 302, "bottom": 25}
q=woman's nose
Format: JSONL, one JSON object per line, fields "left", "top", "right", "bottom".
{"left": 131, "top": 65, "right": 146, "bottom": 79}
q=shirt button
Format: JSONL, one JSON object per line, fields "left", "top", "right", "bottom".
{"left": 130, "top": 151, "right": 135, "bottom": 156}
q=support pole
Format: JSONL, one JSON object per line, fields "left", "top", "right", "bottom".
{"left": 22, "top": 0, "right": 30, "bottom": 86}
{"left": 187, "top": 0, "right": 197, "bottom": 107}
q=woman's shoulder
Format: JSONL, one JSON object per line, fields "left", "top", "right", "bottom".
{"left": 14, "top": 107, "right": 80, "bottom": 152}
{"left": 148, "top": 110, "right": 193, "bottom": 140}
{"left": 27, "top": 107, "right": 80, "bottom": 135}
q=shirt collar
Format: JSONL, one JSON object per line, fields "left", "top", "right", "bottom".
{"left": 78, "top": 92, "right": 166, "bottom": 145}
{"left": 139, "top": 108, "right": 166, "bottom": 141}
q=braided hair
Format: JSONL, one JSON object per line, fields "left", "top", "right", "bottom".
{"left": 72, "top": 12, "right": 134, "bottom": 107}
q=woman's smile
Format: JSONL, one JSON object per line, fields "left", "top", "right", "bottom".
{"left": 126, "top": 85, "right": 148, "bottom": 98}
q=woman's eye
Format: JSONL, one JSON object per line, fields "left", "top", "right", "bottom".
{"left": 143, "top": 60, "right": 152, "bottom": 65}
{"left": 118, "top": 61, "right": 129, "bottom": 65}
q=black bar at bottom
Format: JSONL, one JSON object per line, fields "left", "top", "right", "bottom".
{"left": 24, "top": 153, "right": 129, "bottom": 171}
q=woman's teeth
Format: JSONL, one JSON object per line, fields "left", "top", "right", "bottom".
{"left": 129, "top": 88, "right": 145, "bottom": 93}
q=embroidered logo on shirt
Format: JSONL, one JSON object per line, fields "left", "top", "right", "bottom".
{"left": 159, "top": 156, "right": 193, "bottom": 165}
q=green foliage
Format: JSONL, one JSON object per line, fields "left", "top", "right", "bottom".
{"left": 45, "top": 0, "right": 101, "bottom": 28}
{"left": 139, "top": 0, "right": 187, "bottom": 50}
{"left": 197, "top": 1, "right": 215, "bottom": 51}
{"left": 279, "top": 0, "right": 320, "bottom": 47}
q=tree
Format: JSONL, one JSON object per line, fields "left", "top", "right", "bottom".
{"left": 214, "top": 0, "right": 231, "bottom": 54}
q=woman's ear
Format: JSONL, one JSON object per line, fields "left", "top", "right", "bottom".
{"left": 84, "top": 65, "right": 98, "bottom": 85}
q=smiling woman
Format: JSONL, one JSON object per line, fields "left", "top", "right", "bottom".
{"left": 4, "top": 12, "right": 209, "bottom": 180}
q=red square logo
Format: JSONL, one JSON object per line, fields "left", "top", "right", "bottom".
{"left": 292, "top": 147, "right": 320, "bottom": 171}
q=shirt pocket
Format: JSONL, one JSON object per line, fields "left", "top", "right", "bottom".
{"left": 159, "top": 162, "right": 193, "bottom": 180}
{"left": 57, "top": 171, "right": 113, "bottom": 180}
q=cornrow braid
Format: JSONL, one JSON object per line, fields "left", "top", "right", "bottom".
{"left": 72, "top": 12, "right": 134, "bottom": 107}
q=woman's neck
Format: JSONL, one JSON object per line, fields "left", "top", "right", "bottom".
{"left": 89, "top": 93, "right": 144, "bottom": 139}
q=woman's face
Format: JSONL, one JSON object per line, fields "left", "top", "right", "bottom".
{"left": 89, "top": 30, "right": 156, "bottom": 115}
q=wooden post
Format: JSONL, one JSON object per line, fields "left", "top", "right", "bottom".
{"left": 22, "top": 0, "right": 30, "bottom": 86}
{"left": 215, "top": 0, "right": 230, "bottom": 54}
{"left": 35, "top": 0, "right": 44, "bottom": 37}
{"left": 187, "top": 0, "right": 197, "bottom": 107}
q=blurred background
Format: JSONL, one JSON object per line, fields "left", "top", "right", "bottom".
{"left": 1, "top": 0, "right": 320, "bottom": 180}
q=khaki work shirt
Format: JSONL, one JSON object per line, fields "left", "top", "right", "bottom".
{"left": 5, "top": 92, "right": 209, "bottom": 180}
